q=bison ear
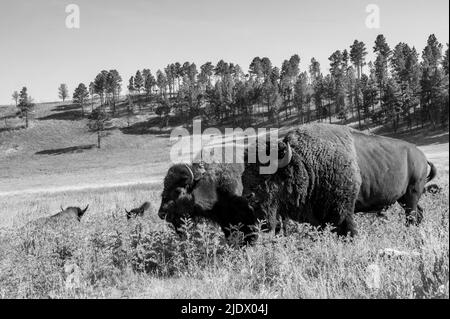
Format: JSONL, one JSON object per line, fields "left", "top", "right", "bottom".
{"left": 79, "top": 205, "right": 89, "bottom": 219}
{"left": 192, "top": 177, "right": 218, "bottom": 211}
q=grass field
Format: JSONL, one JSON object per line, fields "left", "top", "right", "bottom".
{"left": 0, "top": 102, "right": 448, "bottom": 299}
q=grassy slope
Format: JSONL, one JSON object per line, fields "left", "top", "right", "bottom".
{"left": 0, "top": 101, "right": 448, "bottom": 299}
{"left": 0, "top": 178, "right": 447, "bottom": 298}
{"left": 0, "top": 102, "right": 171, "bottom": 196}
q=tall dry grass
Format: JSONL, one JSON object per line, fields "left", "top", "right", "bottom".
{"left": 0, "top": 177, "right": 448, "bottom": 299}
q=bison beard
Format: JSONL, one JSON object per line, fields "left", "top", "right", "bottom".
{"left": 158, "top": 162, "right": 259, "bottom": 245}
{"left": 241, "top": 124, "right": 437, "bottom": 237}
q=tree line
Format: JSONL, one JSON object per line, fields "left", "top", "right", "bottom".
{"left": 12, "top": 33, "right": 449, "bottom": 136}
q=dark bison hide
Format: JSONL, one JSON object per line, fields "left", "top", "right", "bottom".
{"left": 241, "top": 124, "right": 437, "bottom": 239}
{"left": 158, "top": 162, "right": 257, "bottom": 244}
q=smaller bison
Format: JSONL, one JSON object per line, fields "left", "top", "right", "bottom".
{"left": 24, "top": 204, "right": 89, "bottom": 230}
{"left": 158, "top": 162, "right": 257, "bottom": 244}
{"left": 424, "top": 183, "right": 442, "bottom": 195}
{"left": 125, "top": 202, "right": 151, "bottom": 219}
{"left": 51, "top": 205, "right": 90, "bottom": 222}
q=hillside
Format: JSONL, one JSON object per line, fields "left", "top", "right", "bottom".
{"left": 0, "top": 100, "right": 448, "bottom": 299}
{"left": 1, "top": 101, "right": 448, "bottom": 198}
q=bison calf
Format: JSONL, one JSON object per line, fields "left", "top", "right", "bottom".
{"left": 126, "top": 202, "right": 151, "bottom": 219}
{"left": 51, "top": 205, "right": 90, "bottom": 222}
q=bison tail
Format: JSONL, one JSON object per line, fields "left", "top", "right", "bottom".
{"left": 426, "top": 161, "right": 437, "bottom": 183}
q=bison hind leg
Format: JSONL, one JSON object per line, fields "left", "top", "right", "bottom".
{"left": 398, "top": 186, "right": 424, "bottom": 226}
{"left": 336, "top": 214, "right": 357, "bottom": 237}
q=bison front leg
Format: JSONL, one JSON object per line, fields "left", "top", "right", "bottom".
{"left": 398, "top": 185, "right": 424, "bottom": 226}
{"left": 274, "top": 214, "right": 288, "bottom": 236}
{"left": 333, "top": 178, "right": 360, "bottom": 237}
{"left": 336, "top": 214, "right": 357, "bottom": 237}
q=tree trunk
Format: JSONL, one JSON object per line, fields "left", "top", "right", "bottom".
{"left": 356, "top": 103, "right": 362, "bottom": 130}
{"left": 25, "top": 111, "right": 28, "bottom": 128}
{"left": 413, "top": 104, "right": 417, "bottom": 128}
{"left": 328, "top": 101, "right": 332, "bottom": 124}
{"left": 97, "top": 130, "right": 101, "bottom": 149}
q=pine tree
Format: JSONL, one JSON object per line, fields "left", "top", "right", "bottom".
{"left": 73, "top": 83, "right": 89, "bottom": 117}
{"left": 106, "top": 70, "right": 122, "bottom": 114}
{"left": 134, "top": 70, "right": 144, "bottom": 94}
{"left": 12, "top": 91, "right": 19, "bottom": 107}
{"left": 58, "top": 84, "right": 69, "bottom": 102}
{"left": 143, "top": 69, "right": 155, "bottom": 95}
{"left": 391, "top": 43, "right": 421, "bottom": 129}
{"left": 128, "top": 76, "right": 135, "bottom": 94}
{"left": 382, "top": 77, "right": 402, "bottom": 131}
{"left": 293, "top": 72, "right": 309, "bottom": 123}
{"left": 420, "top": 34, "right": 444, "bottom": 128}
{"left": 350, "top": 40, "right": 368, "bottom": 129}
{"left": 93, "top": 70, "right": 109, "bottom": 105}
{"left": 88, "top": 107, "right": 111, "bottom": 149}
{"left": 199, "top": 62, "right": 214, "bottom": 89}
{"left": 89, "top": 82, "right": 95, "bottom": 112}
{"left": 443, "top": 43, "right": 449, "bottom": 76}
{"left": 328, "top": 50, "right": 347, "bottom": 119}
{"left": 373, "top": 35, "right": 391, "bottom": 121}
{"left": 156, "top": 70, "right": 167, "bottom": 97}
{"left": 18, "top": 87, "right": 34, "bottom": 128}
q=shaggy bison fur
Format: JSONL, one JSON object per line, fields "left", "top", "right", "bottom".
{"left": 241, "top": 124, "right": 437, "bottom": 239}
{"left": 158, "top": 162, "right": 258, "bottom": 244}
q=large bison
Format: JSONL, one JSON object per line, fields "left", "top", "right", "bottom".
{"left": 240, "top": 124, "right": 437, "bottom": 238}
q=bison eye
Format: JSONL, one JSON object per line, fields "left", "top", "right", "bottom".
{"left": 173, "top": 188, "right": 183, "bottom": 197}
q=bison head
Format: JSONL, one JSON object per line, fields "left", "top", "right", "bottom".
{"left": 241, "top": 139, "right": 292, "bottom": 230}
{"left": 158, "top": 163, "right": 201, "bottom": 233}
{"left": 126, "top": 202, "right": 151, "bottom": 220}
{"left": 158, "top": 162, "right": 259, "bottom": 244}
{"left": 60, "top": 204, "right": 89, "bottom": 221}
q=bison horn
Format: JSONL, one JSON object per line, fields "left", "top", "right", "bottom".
{"left": 277, "top": 142, "right": 292, "bottom": 169}
{"left": 81, "top": 204, "right": 89, "bottom": 214}
{"left": 184, "top": 163, "right": 195, "bottom": 184}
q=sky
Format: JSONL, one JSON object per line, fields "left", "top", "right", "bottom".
{"left": 0, "top": 0, "right": 448, "bottom": 104}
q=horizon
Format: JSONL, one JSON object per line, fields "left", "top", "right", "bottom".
{"left": 0, "top": 0, "right": 449, "bottom": 105}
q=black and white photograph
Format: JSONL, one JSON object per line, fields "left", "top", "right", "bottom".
{"left": 0, "top": 0, "right": 448, "bottom": 302}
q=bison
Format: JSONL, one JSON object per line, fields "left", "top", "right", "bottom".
{"left": 157, "top": 161, "right": 258, "bottom": 244}
{"left": 424, "top": 183, "right": 442, "bottom": 195}
{"left": 126, "top": 202, "right": 151, "bottom": 219}
{"left": 240, "top": 124, "right": 437, "bottom": 239}
{"left": 51, "top": 205, "right": 90, "bottom": 222}
{"left": 24, "top": 204, "right": 89, "bottom": 230}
